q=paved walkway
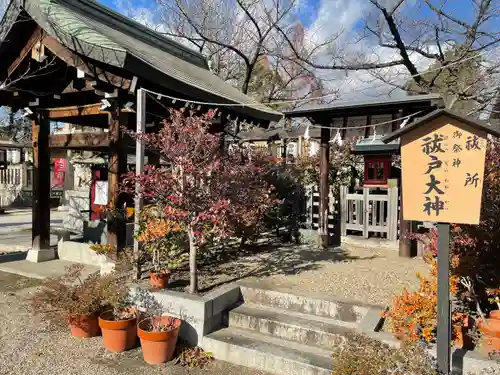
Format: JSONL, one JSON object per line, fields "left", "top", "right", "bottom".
{"left": 0, "top": 210, "right": 67, "bottom": 252}
{"left": 0, "top": 209, "right": 65, "bottom": 232}
{"left": 0, "top": 232, "right": 60, "bottom": 253}
{"left": 0, "top": 259, "right": 99, "bottom": 279}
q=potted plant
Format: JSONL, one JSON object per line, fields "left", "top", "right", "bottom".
{"left": 138, "top": 315, "right": 182, "bottom": 364}
{"left": 31, "top": 264, "right": 107, "bottom": 338}
{"left": 477, "top": 289, "right": 500, "bottom": 353}
{"left": 98, "top": 272, "right": 138, "bottom": 352}
{"left": 134, "top": 288, "right": 182, "bottom": 364}
{"left": 137, "top": 209, "right": 187, "bottom": 289}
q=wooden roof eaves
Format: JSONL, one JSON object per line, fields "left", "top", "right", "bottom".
{"left": 41, "top": 34, "right": 131, "bottom": 89}
{"left": 125, "top": 55, "right": 281, "bottom": 122}
{"left": 382, "top": 108, "right": 500, "bottom": 143}
{"left": 284, "top": 95, "right": 444, "bottom": 119}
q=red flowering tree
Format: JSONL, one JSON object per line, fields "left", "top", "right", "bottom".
{"left": 123, "top": 109, "right": 274, "bottom": 293}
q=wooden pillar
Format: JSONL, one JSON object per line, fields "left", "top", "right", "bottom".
{"left": 27, "top": 110, "right": 54, "bottom": 262}
{"left": 147, "top": 151, "right": 160, "bottom": 167}
{"left": 364, "top": 115, "right": 372, "bottom": 138}
{"left": 280, "top": 138, "right": 287, "bottom": 162}
{"left": 341, "top": 117, "right": 348, "bottom": 140}
{"left": 391, "top": 112, "right": 400, "bottom": 131}
{"left": 399, "top": 109, "right": 411, "bottom": 257}
{"left": 319, "top": 124, "right": 330, "bottom": 249}
{"left": 107, "top": 99, "right": 128, "bottom": 250}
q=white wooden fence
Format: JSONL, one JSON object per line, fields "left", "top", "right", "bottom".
{"left": 339, "top": 184, "right": 399, "bottom": 241}
{"left": 304, "top": 182, "right": 399, "bottom": 241}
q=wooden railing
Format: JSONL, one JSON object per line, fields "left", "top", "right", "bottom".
{"left": 340, "top": 183, "right": 399, "bottom": 241}
{"left": 304, "top": 181, "right": 399, "bottom": 241}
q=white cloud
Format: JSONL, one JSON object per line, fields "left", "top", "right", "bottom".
{"left": 113, "top": 0, "right": 436, "bottom": 101}
{"left": 296, "top": 0, "right": 439, "bottom": 102}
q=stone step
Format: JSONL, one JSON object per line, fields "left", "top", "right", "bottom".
{"left": 202, "top": 326, "right": 332, "bottom": 375}
{"left": 229, "top": 303, "right": 355, "bottom": 347}
{"left": 239, "top": 283, "right": 376, "bottom": 324}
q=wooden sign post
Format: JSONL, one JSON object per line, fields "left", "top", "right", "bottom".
{"left": 382, "top": 109, "right": 500, "bottom": 374}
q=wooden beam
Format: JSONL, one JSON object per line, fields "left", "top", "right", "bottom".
{"left": 45, "top": 103, "right": 105, "bottom": 118}
{"left": 45, "top": 103, "right": 137, "bottom": 119}
{"left": 8, "top": 27, "right": 45, "bottom": 75}
{"left": 49, "top": 133, "right": 110, "bottom": 149}
{"left": 42, "top": 35, "right": 131, "bottom": 89}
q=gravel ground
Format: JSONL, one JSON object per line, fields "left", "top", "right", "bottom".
{"left": 244, "top": 244, "right": 430, "bottom": 307}
{"left": 158, "top": 242, "right": 428, "bottom": 307}
{"left": 0, "top": 272, "right": 269, "bottom": 375}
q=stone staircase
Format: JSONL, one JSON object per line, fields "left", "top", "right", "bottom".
{"left": 202, "top": 283, "right": 392, "bottom": 375}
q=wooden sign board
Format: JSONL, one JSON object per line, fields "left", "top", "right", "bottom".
{"left": 400, "top": 115, "right": 487, "bottom": 224}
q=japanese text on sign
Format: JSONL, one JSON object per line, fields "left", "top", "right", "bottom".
{"left": 400, "top": 117, "right": 487, "bottom": 224}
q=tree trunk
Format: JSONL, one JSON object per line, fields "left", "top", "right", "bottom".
{"left": 187, "top": 227, "right": 198, "bottom": 294}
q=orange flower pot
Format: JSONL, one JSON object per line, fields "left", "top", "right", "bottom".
{"left": 479, "top": 318, "right": 500, "bottom": 354}
{"left": 68, "top": 315, "right": 99, "bottom": 338}
{"left": 480, "top": 335, "right": 500, "bottom": 354}
{"left": 490, "top": 310, "right": 500, "bottom": 320}
{"left": 98, "top": 312, "right": 137, "bottom": 352}
{"left": 149, "top": 271, "right": 171, "bottom": 289}
{"left": 138, "top": 316, "right": 181, "bottom": 365}
{"left": 479, "top": 318, "right": 500, "bottom": 338}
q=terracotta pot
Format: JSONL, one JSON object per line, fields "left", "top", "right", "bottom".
{"left": 479, "top": 319, "right": 500, "bottom": 354}
{"left": 98, "top": 311, "right": 137, "bottom": 352}
{"left": 138, "top": 316, "right": 181, "bottom": 364}
{"left": 149, "top": 271, "right": 171, "bottom": 289}
{"left": 490, "top": 310, "right": 500, "bottom": 320}
{"left": 480, "top": 335, "right": 500, "bottom": 354}
{"left": 479, "top": 318, "right": 500, "bottom": 338}
{"left": 68, "top": 315, "right": 99, "bottom": 338}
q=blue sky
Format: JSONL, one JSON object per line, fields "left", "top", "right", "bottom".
{"left": 99, "top": 0, "right": 322, "bottom": 28}
{"left": 99, "top": 0, "right": 473, "bottom": 27}
{"left": 95, "top": 0, "right": 496, "bottom": 101}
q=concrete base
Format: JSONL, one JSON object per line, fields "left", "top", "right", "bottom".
{"left": 26, "top": 248, "right": 56, "bottom": 263}
{"left": 130, "top": 283, "right": 241, "bottom": 347}
{"left": 0, "top": 259, "right": 99, "bottom": 279}
{"left": 58, "top": 240, "right": 108, "bottom": 266}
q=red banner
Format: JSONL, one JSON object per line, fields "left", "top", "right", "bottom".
{"left": 52, "top": 158, "right": 67, "bottom": 188}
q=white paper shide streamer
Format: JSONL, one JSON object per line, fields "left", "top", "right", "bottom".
{"left": 329, "top": 129, "right": 342, "bottom": 145}
{"left": 304, "top": 125, "right": 310, "bottom": 140}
